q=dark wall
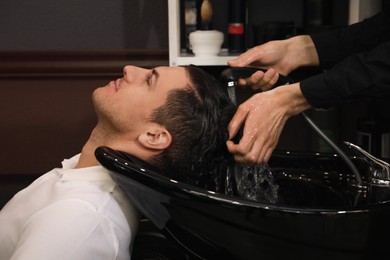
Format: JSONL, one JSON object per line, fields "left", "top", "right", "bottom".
{"left": 0, "top": 0, "right": 168, "bottom": 49}
{"left": 1, "top": 76, "right": 98, "bottom": 172}
{"left": 0, "top": 0, "right": 349, "bottom": 50}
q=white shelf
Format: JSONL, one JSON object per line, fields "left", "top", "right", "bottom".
{"left": 172, "top": 49, "right": 238, "bottom": 66}
{"left": 168, "top": 0, "right": 238, "bottom": 66}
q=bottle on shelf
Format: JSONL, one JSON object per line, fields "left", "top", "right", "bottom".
{"left": 228, "top": 0, "right": 247, "bottom": 54}
{"left": 181, "top": 0, "right": 202, "bottom": 53}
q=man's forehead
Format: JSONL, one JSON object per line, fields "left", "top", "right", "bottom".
{"left": 158, "top": 66, "right": 192, "bottom": 88}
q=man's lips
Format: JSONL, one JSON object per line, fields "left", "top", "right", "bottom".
{"left": 115, "top": 79, "right": 121, "bottom": 90}
{"left": 109, "top": 79, "right": 121, "bottom": 91}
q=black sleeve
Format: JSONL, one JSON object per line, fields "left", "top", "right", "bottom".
{"left": 300, "top": 40, "right": 390, "bottom": 109}
{"left": 310, "top": 7, "right": 390, "bottom": 69}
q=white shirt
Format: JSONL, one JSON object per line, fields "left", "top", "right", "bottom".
{"left": 0, "top": 154, "right": 139, "bottom": 260}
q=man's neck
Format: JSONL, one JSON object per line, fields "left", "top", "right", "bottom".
{"left": 75, "top": 124, "right": 159, "bottom": 169}
{"left": 75, "top": 142, "right": 100, "bottom": 169}
{"left": 75, "top": 126, "right": 109, "bottom": 169}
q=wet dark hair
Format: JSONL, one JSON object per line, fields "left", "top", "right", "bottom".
{"left": 150, "top": 65, "right": 236, "bottom": 189}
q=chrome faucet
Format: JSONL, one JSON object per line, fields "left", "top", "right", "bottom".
{"left": 345, "top": 141, "right": 390, "bottom": 187}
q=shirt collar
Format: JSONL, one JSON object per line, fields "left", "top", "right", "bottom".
{"left": 60, "top": 154, "right": 117, "bottom": 191}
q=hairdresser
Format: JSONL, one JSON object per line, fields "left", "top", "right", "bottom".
{"left": 226, "top": 7, "right": 390, "bottom": 164}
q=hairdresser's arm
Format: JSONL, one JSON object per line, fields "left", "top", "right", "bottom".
{"left": 227, "top": 83, "right": 311, "bottom": 164}
{"left": 228, "top": 35, "right": 319, "bottom": 91}
{"left": 301, "top": 39, "right": 390, "bottom": 109}
{"left": 311, "top": 7, "right": 390, "bottom": 69}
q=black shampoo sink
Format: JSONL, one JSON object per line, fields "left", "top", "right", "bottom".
{"left": 95, "top": 145, "right": 390, "bottom": 260}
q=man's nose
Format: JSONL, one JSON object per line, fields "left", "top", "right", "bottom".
{"left": 123, "top": 65, "right": 149, "bottom": 83}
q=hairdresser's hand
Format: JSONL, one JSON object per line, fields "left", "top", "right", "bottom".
{"left": 228, "top": 35, "right": 319, "bottom": 91}
{"left": 227, "top": 83, "right": 311, "bottom": 164}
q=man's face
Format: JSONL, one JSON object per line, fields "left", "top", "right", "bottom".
{"left": 92, "top": 66, "right": 190, "bottom": 135}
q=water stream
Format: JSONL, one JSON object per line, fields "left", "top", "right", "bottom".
{"left": 225, "top": 163, "right": 279, "bottom": 204}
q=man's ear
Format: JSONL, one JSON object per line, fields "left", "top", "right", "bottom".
{"left": 138, "top": 125, "right": 172, "bottom": 150}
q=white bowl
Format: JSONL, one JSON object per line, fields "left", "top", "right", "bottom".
{"left": 189, "top": 30, "right": 224, "bottom": 57}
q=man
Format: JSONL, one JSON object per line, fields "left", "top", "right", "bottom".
{"left": 0, "top": 65, "right": 235, "bottom": 259}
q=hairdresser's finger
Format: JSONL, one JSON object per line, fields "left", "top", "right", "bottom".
{"left": 237, "top": 78, "right": 248, "bottom": 86}
{"left": 226, "top": 143, "right": 250, "bottom": 163}
{"left": 226, "top": 141, "right": 250, "bottom": 162}
{"left": 226, "top": 140, "right": 240, "bottom": 155}
{"left": 262, "top": 148, "right": 274, "bottom": 163}
{"left": 228, "top": 54, "right": 254, "bottom": 68}
{"left": 228, "top": 47, "right": 263, "bottom": 67}
{"left": 235, "top": 127, "right": 258, "bottom": 157}
{"left": 256, "top": 146, "right": 270, "bottom": 164}
{"left": 227, "top": 127, "right": 257, "bottom": 160}
{"left": 236, "top": 68, "right": 279, "bottom": 91}
{"left": 253, "top": 68, "right": 280, "bottom": 91}
{"left": 237, "top": 69, "right": 265, "bottom": 88}
{"left": 256, "top": 126, "right": 281, "bottom": 163}
{"left": 240, "top": 138, "right": 264, "bottom": 164}
{"left": 227, "top": 106, "right": 249, "bottom": 140}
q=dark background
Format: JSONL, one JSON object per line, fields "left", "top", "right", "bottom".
{"left": 0, "top": 0, "right": 168, "bottom": 49}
